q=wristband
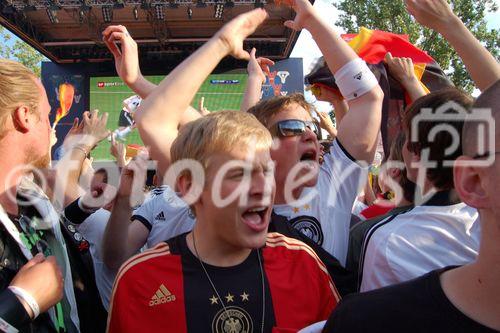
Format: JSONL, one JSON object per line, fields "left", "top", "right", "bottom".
{"left": 7, "top": 286, "right": 40, "bottom": 319}
{"left": 334, "top": 58, "right": 378, "bottom": 101}
{"left": 0, "top": 317, "right": 19, "bottom": 333}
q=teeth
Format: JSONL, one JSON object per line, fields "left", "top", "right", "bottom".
{"left": 247, "top": 207, "right": 266, "bottom": 213}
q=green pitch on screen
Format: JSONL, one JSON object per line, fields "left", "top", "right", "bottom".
{"left": 89, "top": 74, "right": 248, "bottom": 160}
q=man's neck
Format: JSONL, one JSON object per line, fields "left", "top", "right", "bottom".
{"left": 441, "top": 211, "right": 500, "bottom": 330}
{"left": 186, "top": 227, "right": 252, "bottom": 267}
{"left": 0, "top": 143, "right": 25, "bottom": 215}
{"left": 274, "top": 181, "right": 304, "bottom": 205}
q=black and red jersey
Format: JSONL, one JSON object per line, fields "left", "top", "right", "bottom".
{"left": 107, "top": 232, "right": 339, "bottom": 332}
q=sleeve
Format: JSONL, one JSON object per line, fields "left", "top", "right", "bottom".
{"left": 0, "top": 288, "right": 31, "bottom": 330}
{"left": 64, "top": 198, "right": 93, "bottom": 225}
{"left": 107, "top": 270, "right": 139, "bottom": 333}
{"left": 321, "top": 140, "right": 368, "bottom": 215}
{"left": 131, "top": 198, "right": 155, "bottom": 231}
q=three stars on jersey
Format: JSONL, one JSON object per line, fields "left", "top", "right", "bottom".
{"left": 210, "top": 292, "right": 250, "bottom": 305}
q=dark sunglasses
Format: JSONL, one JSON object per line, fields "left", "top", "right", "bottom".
{"left": 269, "top": 119, "right": 321, "bottom": 140}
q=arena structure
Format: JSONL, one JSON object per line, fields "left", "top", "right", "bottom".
{"left": 0, "top": 0, "right": 307, "bottom": 159}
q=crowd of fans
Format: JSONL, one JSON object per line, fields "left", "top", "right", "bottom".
{"left": 0, "top": 0, "right": 499, "bottom": 332}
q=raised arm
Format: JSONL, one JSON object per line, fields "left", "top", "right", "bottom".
{"left": 404, "top": 0, "right": 500, "bottom": 91}
{"left": 283, "top": 0, "right": 383, "bottom": 163}
{"left": 240, "top": 48, "right": 274, "bottom": 112}
{"left": 134, "top": 9, "right": 268, "bottom": 177}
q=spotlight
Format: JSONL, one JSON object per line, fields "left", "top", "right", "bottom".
{"left": 46, "top": 8, "right": 59, "bottom": 23}
{"left": 102, "top": 6, "right": 113, "bottom": 23}
{"left": 133, "top": 6, "right": 139, "bottom": 20}
{"left": 140, "top": 0, "right": 151, "bottom": 10}
{"left": 79, "top": 8, "right": 85, "bottom": 22}
{"left": 187, "top": 6, "right": 193, "bottom": 19}
{"left": 114, "top": 0, "right": 125, "bottom": 9}
{"left": 214, "top": 3, "right": 224, "bottom": 19}
{"left": 154, "top": 4, "right": 165, "bottom": 20}
{"left": 196, "top": 0, "right": 207, "bottom": 8}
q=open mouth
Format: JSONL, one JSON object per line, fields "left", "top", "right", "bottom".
{"left": 241, "top": 206, "right": 269, "bottom": 232}
{"left": 300, "top": 149, "right": 318, "bottom": 162}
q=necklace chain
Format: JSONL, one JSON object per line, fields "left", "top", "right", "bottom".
{"left": 192, "top": 231, "right": 265, "bottom": 333}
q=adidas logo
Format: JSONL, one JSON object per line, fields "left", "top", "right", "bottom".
{"left": 155, "top": 211, "right": 166, "bottom": 221}
{"left": 354, "top": 72, "right": 363, "bottom": 80}
{"left": 149, "top": 284, "right": 176, "bottom": 306}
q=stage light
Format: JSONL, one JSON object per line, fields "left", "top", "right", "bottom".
{"left": 214, "top": 3, "right": 224, "bottom": 19}
{"left": 154, "top": 4, "right": 165, "bottom": 20}
{"left": 187, "top": 6, "right": 193, "bottom": 19}
{"left": 196, "top": 0, "right": 207, "bottom": 8}
{"left": 114, "top": 0, "right": 125, "bottom": 9}
{"left": 168, "top": 1, "right": 179, "bottom": 9}
{"left": 224, "top": 0, "right": 235, "bottom": 8}
{"left": 140, "top": 0, "right": 151, "bottom": 10}
{"left": 46, "top": 8, "right": 59, "bottom": 23}
{"left": 79, "top": 8, "right": 85, "bottom": 23}
{"left": 133, "top": 6, "right": 139, "bottom": 20}
{"left": 102, "top": 6, "right": 113, "bottom": 23}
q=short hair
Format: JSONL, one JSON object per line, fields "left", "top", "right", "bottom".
{"left": 403, "top": 88, "right": 474, "bottom": 190}
{"left": 0, "top": 59, "right": 39, "bottom": 138}
{"left": 171, "top": 110, "right": 272, "bottom": 171}
{"left": 248, "top": 93, "right": 313, "bottom": 128}
{"left": 387, "top": 132, "right": 415, "bottom": 203}
{"left": 462, "top": 80, "right": 500, "bottom": 157}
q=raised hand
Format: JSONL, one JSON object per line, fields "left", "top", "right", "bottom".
{"left": 247, "top": 48, "right": 274, "bottom": 84}
{"left": 117, "top": 150, "right": 149, "bottom": 207}
{"left": 110, "top": 134, "right": 131, "bottom": 168}
{"left": 198, "top": 97, "right": 210, "bottom": 116}
{"left": 102, "top": 25, "right": 141, "bottom": 86}
{"left": 404, "top": 0, "right": 457, "bottom": 32}
{"left": 385, "top": 52, "right": 427, "bottom": 101}
{"left": 82, "top": 110, "right": 110, "bottom": 148}
{"left": 280, "top": 0, "right": 316, "bottom": 32}
{"left": 9, "top": 254, "right": 63, "bottom": 318}
{"left": 385, "top": 52, "right": 418, "bottom": 84}
{"left": 215, "top": 8, "right": 268, "bottom": 60}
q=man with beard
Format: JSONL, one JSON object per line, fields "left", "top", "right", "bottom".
{"left": 0, "top": 59, "right": 107, "bottom": 332}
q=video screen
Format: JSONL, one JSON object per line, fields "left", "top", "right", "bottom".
{"left": 89, "top": 74, "right": 248, "bottom": 160}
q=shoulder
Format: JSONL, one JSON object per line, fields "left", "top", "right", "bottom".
{"left": 264, "top": 233, "right": 327, "bottom": 273}
{"left": 114, "top": 243, "right": 173, "bottom": 286}
{"left": 325, "top": 271, "right": 440, "bottom": 332}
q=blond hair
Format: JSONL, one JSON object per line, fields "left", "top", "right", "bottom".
{"left": 171, "top": 110, "right": 272, "bottom": 170}
{"left": 248, "top": 93, "right": 314, "bottom": 128}
{"left": 0, "top": 59, "right": 39, "bottom": 138}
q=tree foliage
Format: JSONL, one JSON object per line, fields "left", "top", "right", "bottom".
{"left": 0, "top": 26, "right": 46, "bottom": 77}
{"left": 334, "top": 0, "right": 499, "bottom": 94}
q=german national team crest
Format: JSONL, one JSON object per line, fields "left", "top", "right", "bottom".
{"left": 212, "top": 306, "right": 253, "bottom": 333}
{"left": 290, "top": 216, "right": 324, "bottom": 245}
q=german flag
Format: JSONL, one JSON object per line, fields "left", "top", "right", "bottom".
{"left": 305, "top": 27, "right": 454, "bottom": 154}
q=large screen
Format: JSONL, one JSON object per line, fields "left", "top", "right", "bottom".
{"left": 89, "top": 74, "right": 248, "bottom": 160}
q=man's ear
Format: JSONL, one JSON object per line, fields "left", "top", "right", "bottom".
{"left": 12, "top": 105, "right": 32, "bottom": 133}
{"left": 176, "top": 172, "right": 203, "bottom": 206}
{"left": 454, "top": 156, "right": 488, "bottom": 209}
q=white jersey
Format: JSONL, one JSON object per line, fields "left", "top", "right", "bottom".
{"left": 359, "top": 199, "right": 480, "bottom": 292}
{"left": 131, "top": 185, "right": 195, "bottom": 248}
{"left": 273, "top": 140, "right": 367, "bottom": 266}
{"left": 77, "top": 209, "right": 115, "bottom": 310}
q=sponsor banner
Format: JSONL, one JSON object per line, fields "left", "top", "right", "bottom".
{"left": 261, "top": 58, "right": 304, "bottom": 100}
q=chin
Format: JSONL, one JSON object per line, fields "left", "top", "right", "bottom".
{"left": 241, "top": 231, "right": 268, "bottom": 249}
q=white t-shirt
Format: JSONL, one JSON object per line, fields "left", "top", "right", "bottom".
{"left": 273, "top": 140, "right": 367, "bottom": 266}
{"left": 77, "top": 208, "right": 116, "bottom": 310}
{"left": 131, "top": 186, "right": 196, "bottom": 248}
{"left": 360, "top": 202, "right": 480, "bottom": 292}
